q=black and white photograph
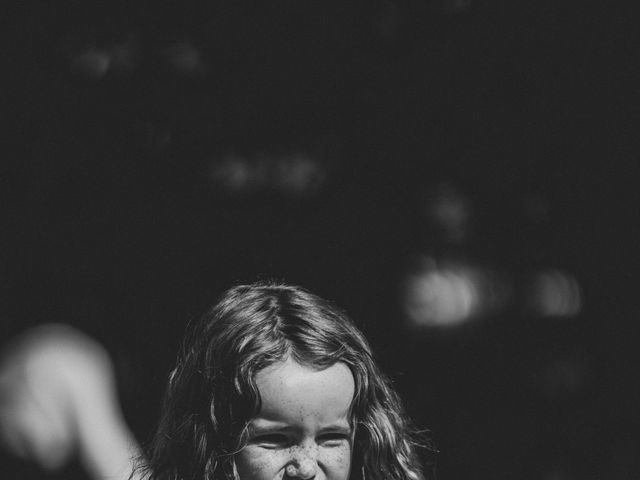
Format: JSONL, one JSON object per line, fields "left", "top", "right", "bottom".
{"left": 1, "top": 1, "right": 638, "bottom": 479}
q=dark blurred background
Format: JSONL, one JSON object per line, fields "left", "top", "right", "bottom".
{"left": 1, "top": 1, "right": 639, "bottom": 479}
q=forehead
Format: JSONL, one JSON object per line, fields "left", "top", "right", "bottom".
{"left": 253, "top": 359, "right": 355, "bottom": 427}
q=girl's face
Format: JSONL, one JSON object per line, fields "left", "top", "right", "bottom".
{"left": 236, "top": 358, "right": 355, "bottom": 480}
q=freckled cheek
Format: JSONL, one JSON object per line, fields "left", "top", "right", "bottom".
{"left": 321, "top": 444, "right": 353, "bottom": 478}
{"left": 237, "top": 448, "right": 289, "bottom": 480}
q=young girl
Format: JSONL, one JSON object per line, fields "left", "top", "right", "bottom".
{"left": 140, "top": 282, "right": 433, "bottom": 480}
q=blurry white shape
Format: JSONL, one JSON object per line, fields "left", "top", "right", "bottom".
{"left": 401, "top": 256, "right": 512, "bottom": 328}
{"left": 66, "top": 33, "right": 138, "bottom": 79}
{"left": 425, "top": 180, "right": 471, "bottom": 245}
{"left": 209, "top": 154, "right": 253, "bottom": 192}
{"left": 402, "top": 259, "right": 480, "bottom": 327}
{"left": 403, "top": 266, "right": 477, "bottom": 327}
{"left": 0, "top": 324, "right": 143, "bottom": 480}
{"left": 162, "top": 41, "right": 207, "bottom": 75}
{"left": 207, "top": 150, "right": 328, "bottom": 196}
{"left": 527, "top": 269, "right": 583, "bottom": 317}
{"left": 276, "top": 153, "right": 326, "bottom": 195}
{"left": 70, "top": 47, "right": 112, "bottom": 79}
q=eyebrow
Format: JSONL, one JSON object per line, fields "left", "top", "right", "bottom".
{"left": 248, "top": 420, "right": 353, "bottom": 434}
{"left": 318, "top": 423, "right": 353, "bottom": 434}
{"left": 248, "top": 422, "right": 295, "bottom": 434}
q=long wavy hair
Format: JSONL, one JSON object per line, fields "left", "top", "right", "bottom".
{"left": 139, "top": 282, "right": 433, "bottom": 480}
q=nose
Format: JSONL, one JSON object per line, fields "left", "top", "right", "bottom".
{"left": 285, "top": 447, "right": 318, "bottom": 479}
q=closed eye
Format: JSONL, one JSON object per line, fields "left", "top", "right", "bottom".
{"left": 318, "top": 433, "right": 350, "bottom": 447}
{"left": 251, "top": 433, "right": 290, "bottom": 448}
